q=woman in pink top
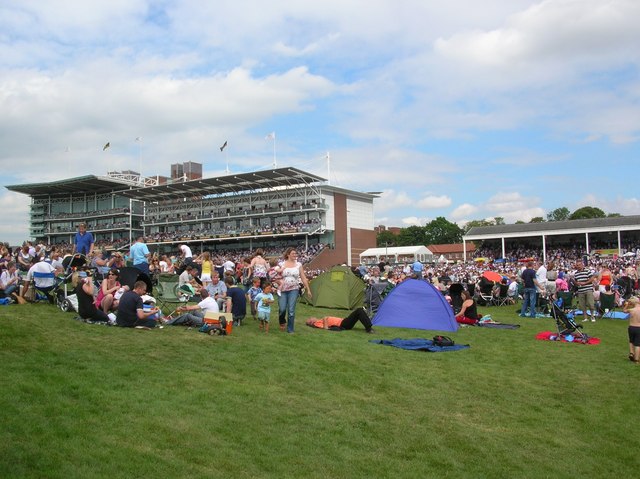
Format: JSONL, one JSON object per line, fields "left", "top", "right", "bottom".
{"left": 277, "top": 247, "right": 312, "bottom": 333}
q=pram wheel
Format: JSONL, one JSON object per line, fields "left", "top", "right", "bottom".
{"left": 60, "top": 299, "right": 73, "bottom": 312}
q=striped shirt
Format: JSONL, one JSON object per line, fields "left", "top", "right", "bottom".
{"left": 573, "top": 269, "right": 594, "bottom": 294}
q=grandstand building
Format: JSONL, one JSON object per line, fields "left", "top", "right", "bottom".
{"left": 463, "top": 216, "right": 640, "bottom": 262}
{"left": 6, "top": 167, "right": 377, "bottom": 268}
{"left": 6, "top": 172, "right": 146, "bottom": 250}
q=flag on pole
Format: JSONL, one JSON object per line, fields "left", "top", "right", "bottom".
{"left": 103, "top": 142, "right": 110, "bottom": 151}
{"left": 265, "top": 132, "right": 275, "bottom": 141}
{"left": 220, "top": 140, "right": 227, "bottom": 152}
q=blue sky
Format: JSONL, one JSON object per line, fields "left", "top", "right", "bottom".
{"left": 1, "top": 0, "right": 639, "bottom": 245}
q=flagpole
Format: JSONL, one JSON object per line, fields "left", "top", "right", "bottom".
{"left": 326, "top": 151, "right": 331, "bottom": 185}
{"left": 273, "top": 135, "right": 277, "bottom": 168}
{"left": 220, "top": 141, "right": 229, "bottom": 174}
{"left": 136, "top": 137, "right": 142, "bottom": 185}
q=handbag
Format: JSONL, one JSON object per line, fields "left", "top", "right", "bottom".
{"left": 432, "top": 335, "right": 455, "bottom": 347}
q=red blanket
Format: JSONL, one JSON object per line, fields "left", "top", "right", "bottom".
{"left": 536, "top": 331, "right": 600, "bottom": 345}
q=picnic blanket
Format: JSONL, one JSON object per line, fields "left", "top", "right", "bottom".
{"left": 477, "top": 322, "right": 520, "bottom": 329}
{"left": 535, "top": 331, "right": 600, "bottom": 345}
{"left": 573, "top": 310, "right": 628, "bottom": 320}
{"left": 370, "top": 338, "right": 470, "bottom": 352}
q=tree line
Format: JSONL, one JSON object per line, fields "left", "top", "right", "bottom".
{"left": 376, "top": 206, "right": 620, "bottom": 247}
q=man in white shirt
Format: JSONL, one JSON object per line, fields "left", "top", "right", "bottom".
{"left": 222, "top": 258, "right": 236, "bottom": 274}
{"left": 22, "top": 258, "right": 61, "bottom": 303}
{"left": 164, "top": 289, "right": 218, "bottom": 326}
{"left": 536, "top": 261, "right": 548, "bottom": 292}
{"left": 0, "top": 261, "right": 20, "bottom": 297}
{"left": 179, "top": 244, "right": 193, "bottom": 272}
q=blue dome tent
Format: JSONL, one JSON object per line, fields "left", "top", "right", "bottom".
{"left": 372, "top": 279, "right": 458, "bottom": 332}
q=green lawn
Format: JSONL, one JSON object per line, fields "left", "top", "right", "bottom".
{"left": 0, "top": 301, "right": 637, "bottom": 478}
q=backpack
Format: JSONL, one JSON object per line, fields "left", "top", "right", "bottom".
{"left": 432, "top": 335, "right": 454, "bottom": 347}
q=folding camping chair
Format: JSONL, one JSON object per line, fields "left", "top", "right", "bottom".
{"left": 598, "top": 292, "right": 617, "bottom": 318}
{"left": 32, "top": 271, "right": 59, "bottom": 304}
{"left": 492, "top": 283, "right": 511, "bottom": 306}
{"left": 477, "top": 288, "right": 494, "bottom": 307}
{"left": 155, "top": 273, "right": 182, "bottom": 314}
{"left": 551, "top": 299, "right": 589, "bottom": 342}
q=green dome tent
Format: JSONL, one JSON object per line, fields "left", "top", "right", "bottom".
{"left": 307, "top": 265, "right": 366, "bottom": 310}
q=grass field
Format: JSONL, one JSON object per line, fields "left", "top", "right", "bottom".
{"left": 0, "top": 300, "right": 637, "bottom": 478}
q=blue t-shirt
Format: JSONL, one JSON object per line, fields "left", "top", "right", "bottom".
{"left": 412, "top": 261, "right": 423, "bottom": 273}
{"left": 129, "top": 241, "right": 149, "bottom": 265}
{"left": 75, "top": 231, "right": 94, "bottom": 255}
{"left": 255, "top": 292, "right": 274, "bottom": 313}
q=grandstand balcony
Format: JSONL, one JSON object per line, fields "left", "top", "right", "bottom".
{"left": 142, "top": 201, "right": 328, "bottom": 227}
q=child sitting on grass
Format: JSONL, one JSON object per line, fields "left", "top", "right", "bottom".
{"left": 254, "top": 282, "right": 274, "bottom": 333}
{"left": 246, "top": 277, "right": 262, "bottom": 320}
{"left": 623, "top": 296, "right": 640, "bottom": 363}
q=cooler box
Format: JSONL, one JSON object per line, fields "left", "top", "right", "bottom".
{"left": 204, "top": 311, "right": 233, "bottom": 335}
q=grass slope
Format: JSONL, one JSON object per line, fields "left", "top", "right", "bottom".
{"left": 0, "top": 302, "right": 637, "bottom": 478}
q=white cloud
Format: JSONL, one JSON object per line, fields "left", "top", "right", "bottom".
{"left": 374, "top": 190, "right": 413, "bottom": 213}
{"left": 435, "top": 0, "right": 640, "bottom": 70}
{"left": 574, "top": 195, "right": 640, "bottom": 216}
{"left": 0, "top": 191, "right": 30, "bottom": 246}
{"left": 402, "top": 216, "right": 427, "bottom": 227}
{"left": 451, "top": 203, "right": 479, "bottom": 220}
{"left": 417, "top": 195, "right": 452, "bottom": 209}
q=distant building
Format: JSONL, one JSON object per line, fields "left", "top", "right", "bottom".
{"left": 375, "top": 225, "right": 401, "bottom": 235}
{"left": 428, "top": 243, "right": 477, "bottom": 262}
{"left": 6, "top": 167, "right": 378, "bottom": 267}
{"left": 171, "top": 162, "right": 202, "bottom": 181}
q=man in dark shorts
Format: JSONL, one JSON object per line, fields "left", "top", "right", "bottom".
{"left": 623, "top": 297, "right": 640, "bottom": 363}
{"left": 224, "top": 276, "right": 247, "bottom": 326}
{"left": 116, "top": 280, "right": 158, "bottom": 329}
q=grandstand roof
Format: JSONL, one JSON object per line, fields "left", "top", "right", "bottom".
{"left": 465, "top": 215, "right": 640, "bottom": 240}
{"left": 118, "top": 167, "right": 327, "bottom": 201}
{"left": 5, "top": 175, "right": 135, "bottom": 196}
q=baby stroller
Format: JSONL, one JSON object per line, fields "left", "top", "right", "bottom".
{"left": 449, "top": 283, "right": 464, "bottom": 314}
{"left": 550, "top": 298, "right": 589, "bottom": 343}
{"left": 56, "top": 254, "right": 88, "bottom": 312}
{"left": 364, "top": 281, "right": 390, "bottom": 316}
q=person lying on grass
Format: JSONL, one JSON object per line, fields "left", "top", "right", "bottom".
{"left": 305, "top": 308, "right": 374, "bottom": 333}
{"left": 623, "top": 296, "right": 640, "bottom": 363}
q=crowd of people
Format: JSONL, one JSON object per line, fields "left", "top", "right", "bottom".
{"left": 141, "top": 218, "right": 322, "bottom": 244}
{"left": 3, "top": 226, "right": 640, "bottom": 356}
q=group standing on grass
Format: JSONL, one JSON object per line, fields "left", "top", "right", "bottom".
{"left": 6, "top": 230, "right": 640, "bottom": 363}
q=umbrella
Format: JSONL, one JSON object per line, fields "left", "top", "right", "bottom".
{"left": 482, "top": 271, "right": 502, "bottom": 282}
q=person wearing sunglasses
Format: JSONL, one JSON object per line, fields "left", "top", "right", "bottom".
{"left": 95, "top": 268, "right": 127, "bottom": 314}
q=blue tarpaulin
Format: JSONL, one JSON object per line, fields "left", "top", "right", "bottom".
{"left": 371, "top": 338, "right": 470, "bottom": 352}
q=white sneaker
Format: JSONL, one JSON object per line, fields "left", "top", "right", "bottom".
{"left": 591, "top": 318, "right": 596, "bottom": 322}
{"left": 582, "top": 318, "right": 589, "bottom": 322}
